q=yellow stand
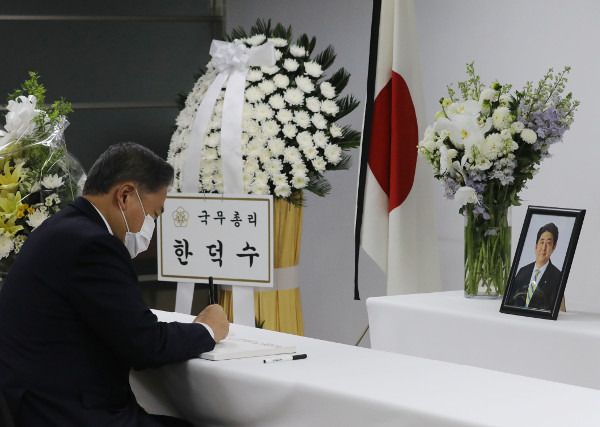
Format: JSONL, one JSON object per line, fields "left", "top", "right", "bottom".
{"left": 220, "top": 198, "right": 304, "bottom": 335}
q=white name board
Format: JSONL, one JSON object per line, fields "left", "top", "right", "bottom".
{"left": 157, "top": 193, "right": 273, "bottom": 287}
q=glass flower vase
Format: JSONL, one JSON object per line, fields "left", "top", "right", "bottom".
{"left": 464, "top": 205, "right": 511, "bottom": 298}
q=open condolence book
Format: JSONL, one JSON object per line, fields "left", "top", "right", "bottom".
{"left": 200, "top": 336, "right": 296, "bottom": 361}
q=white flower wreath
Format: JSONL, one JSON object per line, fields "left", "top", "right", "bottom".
{"left": 168, "top": 20, "right": 360, "bottom": 205}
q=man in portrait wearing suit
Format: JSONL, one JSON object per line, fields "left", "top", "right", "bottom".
{"left": 0, "top": 142, "right": 229, "bottom": 426}
{"left": 509, "top": 222, "right": 562, "bottom": 310}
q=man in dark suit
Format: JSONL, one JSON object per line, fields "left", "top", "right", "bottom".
{"left": 0, "top": 142, "right": 229, "bottom": 426}
{"left": 509, "top": 222, "right": 562, "bottom": 310}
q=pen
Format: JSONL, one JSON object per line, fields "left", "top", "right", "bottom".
{"left": 208, "top": 276, "right": 215, "bottom": 304}
{"left": 263, "top": 354, "right": 307, "bottom": 363}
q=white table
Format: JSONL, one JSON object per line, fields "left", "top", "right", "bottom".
{"left": 367, "top": 290, "right": 600, "bottom": 390}
{"left": 131, "top": 309, "right": 600, "bottom": 426}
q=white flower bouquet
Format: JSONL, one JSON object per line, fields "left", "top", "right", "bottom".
{"left": 418, "top": 63, "right": 578, "bottom": 296}
{"left": 0, "top": 73, "right": 86, "bottom": 272}
{"left": 168, "top": 19, "right": 360, "bottom": 205}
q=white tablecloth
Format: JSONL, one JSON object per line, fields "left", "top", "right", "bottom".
{"left": 131, "top": 309, "right": 600, "bottom": 426}
{"left": 367, "top": 290, "right": 600, "bottom": 390}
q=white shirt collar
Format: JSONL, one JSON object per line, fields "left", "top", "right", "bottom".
{"left": 89, "top": 202, "right": 114, "bottom": 235}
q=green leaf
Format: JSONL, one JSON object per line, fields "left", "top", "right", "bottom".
{"left": 251, "top": 19, "right": 272, "bottom": 37}
{"left": 327, "top": 67, "right": 350, "bottom": 94}
{"left": 227, "top": 26, "right": 248, "bottom": 41}
{"left": 327, "top": 152, "right": 352, "bottom": 171}
{"left": 335, "top": 94, "right": 360, "bottom": 119}
{"left": 272, "top": 23, "right": 292, "bottom": 41}
{"left": 306, "top": 172, "right": 331, "bottom": 197}
{"left": 314, "top": 45, "right": 336, "bottom": 71}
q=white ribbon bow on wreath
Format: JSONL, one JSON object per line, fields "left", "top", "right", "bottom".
{"left": 183, "top": 40, "right": 276, "bottom": 194}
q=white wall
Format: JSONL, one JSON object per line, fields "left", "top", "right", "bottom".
{"left": 226, "top": 0, "right": 600, "bottom": 344}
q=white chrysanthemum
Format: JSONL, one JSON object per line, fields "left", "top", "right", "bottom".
{"left": 320, "top": 82, "right": 336, "bottom": 99}
{"left": 244, "top": 159, "right": 260, "bottom": 174}
{"left": 242, "top": 119, "right": 260, "bottom": 136}
{"left": 313, "top": 131, "right": 329, "bottom": 148}
{"left": 264, "top": 158, "right": 283, "bottom": 176}
{"left": 246, "top": 141, "right": 265, "bottom": 159}
{"left": 254, "top": 103, "right": 274, "bottom": 121}
{"left": 254, "top": 171, "right": 269, "bottom": 185}
{"left": 269, "top": 37, "right": 288, "bottom": 47}
{"left": 311, "top": 113, "right": 328, "bottom": 129}
{"left": 253, "top": 183, "right": 270, "bottom": 195}
{"left": 242, "top": 102, "right": 254, "bottom": 120}
{"left": 27, "top": 209, "right": 49, "bottom": 229}
{"left": 272, "top": 173, "right": 287, "bottom": 187}
{"left": 268, "top": 138, "right": 286, "bottom": 156}
{"left": 209, "top": 114, "right": 222, "bottom": 130}
{"left": 479, "top": 133, "right": 502, "bottom": 160}
{"left": 0, "top": 234, "right": 13, "bottom": 259}
{"left": 201, "top": 177, "right": 213, "bottom": 192}
{"left": 290, "top": 44, "right": 306, "bottom": 57}
{"left": 261, "top": 65, "right": 280, "bottom": 75}
{"left": 213, "top": 100, "right": 225, "bottom": 115}
{"left": 305, "top": 96, "right": 321, "bottom": 113}
{"left": 45, "top": 193, "right": 60, "bottom": 207}
{"left": 521, "top": 128, "right": 537, "bottom": 144}
{"left": 176, "top": 110, "right": 194, "bottom": 127}
{"left": 291, "top": 174, "right": 308, "bottom": 189}
{"left": 13, "top": 234, "right": 26, "bottom": 254}
{"left": 499, "top": 94, "right": 513, "bottom": 107}
{"left": 304, "top": 61, "right": 323, "bottom": 78}
{"left": 492, "top": 106, "right": 512, "bottom": 130}
{"left": 283, "top": 146, "right": 302, "bottom": 163}
{"left": 268, "top": 94, "right": 285, "bottom": 110}
{"left": 245, "top": 86, "right": 264, "bottom": 102}
{"left": 511, "top": 121, "right": 525, "bottom": 133}
{"left": 293, "top": 111, "right": 311, "bottom": 128}
{"left": 312, "top": 157, "right": 327, "bottom": 171}
{"left": 283, "top": 58, "right": 299, "bottom": 72}
{"left": 200, "top": 159, "right": 216, "bottom": 174}
{"left": 324, "top": 144, "right": 342, "bottom": 164}
{"left": 292, "top": 162, "right": 308, "bottom": 175}
{"left": 321, "top": 99, "right": 339, "bottom": 116}
{"left": 330, "top": 123, "right": 343, "bottom": 138}
{"left": 276, "top": 109, "right": 293, "bottom": 124}
{"left": 295, "top": 76, "right": 315, "bottom": 93}
{"left": 296, "top": 131, "right": 313, "bottom": 148}
{"left": 284, "top": 88, "right": 304, "bottom": 106}
{"left": 203, "top": 147, "right": 219, "bottom": 161}
{"left": 41, "top": 174, "right": 64, "bottom": 189}
{"left": 273, "top": 74, "right": 290, "bottom": 89}
{"left": 205, "top": 132, "right": 220, "bottom": 147}
{"left": 275, "top": 184, "right": 292, "bottom": 198}
{"left": 274, "top": 50, "right": 283, "bottom": 61}
{"left": 303, "top": 145, "right": 319, "bottom": 160}
{"left": 246, "top": 34, "right": 266, "bottom": 46}
{"left": 258, "top": 80, "right": 276, "bottom": 95}
{"left": 282, "top": 123, "right": 298, "bottom": 138}
{"left": 479, "top": 88, "right": 498, "bottom": 102}
{"left": 262, "top": 120, "right": 280, "bottom": 138}
{"left": 247, "top": 69, "right": 264, "bottom": 82}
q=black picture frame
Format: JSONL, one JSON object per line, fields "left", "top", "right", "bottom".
{"left": 500, "top": 206, "right": 585, "bottom": 320}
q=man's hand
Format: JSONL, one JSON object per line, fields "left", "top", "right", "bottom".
{"left": 195, "top": 304, "right": 229, "bottom": 342}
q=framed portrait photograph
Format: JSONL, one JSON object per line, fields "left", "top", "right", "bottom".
{"left": 500, "top": 206, "right": 585, "bottom": 320}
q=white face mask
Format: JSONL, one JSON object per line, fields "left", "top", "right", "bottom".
{"left": 119, "top": 188, "right": 155, "bottom": 258}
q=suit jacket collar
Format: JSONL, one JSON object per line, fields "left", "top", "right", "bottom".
{"left": 71, "top": 196, "right": 106, "bottom": 229}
